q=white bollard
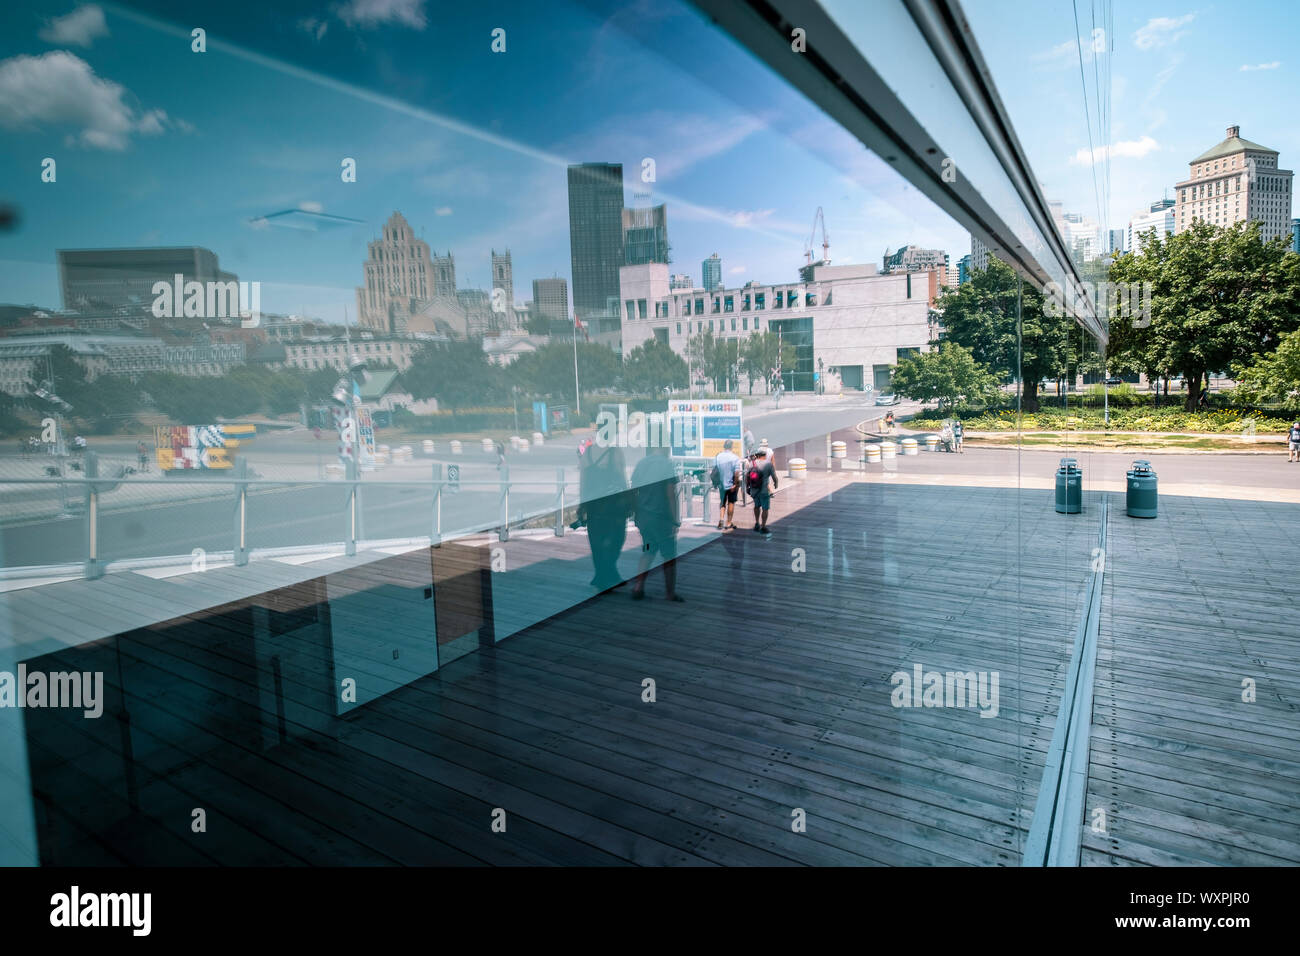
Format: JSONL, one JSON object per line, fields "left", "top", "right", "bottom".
{"left": 532, "top": 431, "right": 544, "bottom": 447}
{"left": 422, "top": 439, "right": 435, "bottom": 455}
{"left": 901, "top": 438, "right": 919, "bottom": 456}
{"left": 788, "top": 457, "right": 807, "bottom": 479}
{"left": 518, "top": 439, "right": 530, "bottom": 453}
{"left": 451, "top": 440, "right": 464, "bottom": 455}
{"left": 865, "top": 445, "right": 881, "bottom": 464}
{"left": 482, "top": 437, "right": 494, "bottom": 453}
{"left": 831, "top": 440, "right": 847, "bottom": 459}
{"left": 924, "top": 435, "right": 939, "bottom": 452}
{"left": 880, "top": 441, "right": 897, "bottom": 460}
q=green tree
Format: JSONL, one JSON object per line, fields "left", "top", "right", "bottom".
{"left": 1232, "top": 327, "right": 1300, "bottom": 404}
{"left": 507, "top": 341, "right": 619, "bottom": 404}
{"left": 934, "top": 257, "right": 1074, "bottom": 411}
{"left": 891, "top": 342, "right": 1000, "bottom": 412}
{"left": 737, "top": 331, "right": 796, "bottom": 393}
{"left": 686, "top": 328, "right": 723, "bottom": 392}
{"left": 404, "top": 341, "right": 503, "bottom": 411}
{"left": 622, "top": 339, "right": 689, "bottom": 395}
{"left": 1109, "top": 220, "right": 1300, "bottom": 410}
{"left": 28, "top": 345, "right": 143, "bottom": 430}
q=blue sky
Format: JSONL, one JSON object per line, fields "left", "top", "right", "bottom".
{"left": 967, "top": 0, "right": 1298, "bottom": 233}
{"left": 0, "top": 0, "right": 1295, "bottom": 321}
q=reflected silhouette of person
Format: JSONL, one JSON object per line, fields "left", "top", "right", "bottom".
{"left": 631, "top": 444, "right": 683, "bottom": 601}
{"left": 578, "top": 442, "right": 630, "bottom": 590}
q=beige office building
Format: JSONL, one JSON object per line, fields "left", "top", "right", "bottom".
{"left": 355, "top": 212, "right": 440, "bottom": 332}
{"left": 1174, "top": 126, "right": 1294, "bottom": 242}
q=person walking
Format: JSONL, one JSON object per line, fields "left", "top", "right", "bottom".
{"left": 953, "top": 419, "right": 964, "bottom": 454}
{"left": 748, "top": 448, "right": 779, "bottom": 534}
{"left": 713, "top": 438, "right": 742, "bottom": 531}
{"left": 1288, "top": 420, "right": 1300, "bottom": 463}
{"left": 136, "top": 440, "right": 149, "bottom": 472}
{"left": 884, "top": 410, "right": 895, "bottom": 434}
{"left": 578, "top": 443, "right": 631, "bottom": 590}
{"left": 630, "top": 444, "right": 683, "bottom": 602}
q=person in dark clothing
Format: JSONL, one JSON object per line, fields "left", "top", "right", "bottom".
{"left": 749, "top": 448, "right": 779, "bottom": 534}
{"left": 630, "top": 444, "right": 682, "bottom": 601}
{"left": 578, "top": 443, "right": 631, "bottom": 590}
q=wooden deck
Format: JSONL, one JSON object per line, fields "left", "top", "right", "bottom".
{"left": 1083, "top": 494, "right": 1300, "bottom": 866}
{"left": 17, "top": 476, "right": 1103, "bottom": 866}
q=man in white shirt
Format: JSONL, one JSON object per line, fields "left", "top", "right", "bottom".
{"left": 714, "top": 439, "right": 742, "bottom": 531}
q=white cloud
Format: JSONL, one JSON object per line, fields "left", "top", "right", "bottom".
{"left": 0, "top": 51, "right": 177, "bottom": 150}
{"left": 1032, "top": 32, "right": 1105, "bottom": 70}
{"left": 337, "top": 0, "right": 426, "bottom": 30}
{"left": 1240, "top": 61, "right": 1281, "bottom": 71}
{"left": 435, "top": 206, "right": 453, "bottom": 216}
{"left": 1070, "top": 135, "right": 1159, "bottom": 166}
{"left": 134, "top": 108, "right": 166, "bottom": 136}
{"left": 299, "top": 17, "right": 328, "bottom": 41}
{"left": 727, "top": 265, "right": 746, "bottom": 275}
{"left": 38, "top": 5, "right": 108, "bottom": 48}
{"left": 1133, "top": 15, "right": 1194, "bottom": 51}
{"left": 725, "top": 209, "right": 775, "bottom": 229}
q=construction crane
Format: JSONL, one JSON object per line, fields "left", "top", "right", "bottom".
{"left": 804, "top": 206, "right": 829, "bottom": 266}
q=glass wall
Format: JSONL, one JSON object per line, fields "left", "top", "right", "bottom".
{"left": 0, "top": 0, "right": 1181, "bottom": 867}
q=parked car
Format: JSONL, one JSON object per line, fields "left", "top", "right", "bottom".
{"left": 875, "top": 393, "right": 901, "bottom": 406}
{"left": 1103, "top": 376, "right": 1124, "bottom": 386}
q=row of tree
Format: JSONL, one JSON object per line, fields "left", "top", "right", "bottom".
{"left": 893, "top": 219, "right": 1299, "bottom": 412}
{"left": 683, "top": 329, "right": 796, "bottom": 394}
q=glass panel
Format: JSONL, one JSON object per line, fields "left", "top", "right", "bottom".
{"left": 0, "top": 0, "right": 1179, "bottom": 868}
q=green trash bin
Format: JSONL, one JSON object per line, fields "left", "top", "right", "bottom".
{"left": 1127, "top": 460, "right": 1158, "bottom": 518}
{"left": 1055, "top": 458, "right": 1082, "bottom": 514}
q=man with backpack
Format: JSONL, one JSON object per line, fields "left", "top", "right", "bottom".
{"left": 711, "top": 439, "right": 742, "bottom": 531}
{"left": 747, "top": 448, "right": 779, "bottom": 534}
{"left": 1288, "top": 421, "right": 1300, "bottom": 463}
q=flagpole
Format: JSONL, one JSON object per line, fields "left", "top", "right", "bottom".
{"left": 572, "top": 313, "right": 581, "bottom": 414}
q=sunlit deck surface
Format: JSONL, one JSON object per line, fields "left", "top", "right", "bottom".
{"left": 16, "top": 463, "right": 1297, "bottom": 866}
{"left": 21, "top": 471, "right": 1102, "bottom": 866}
{"left": 1085, "top": 495, "right": 1300, "bottom": 866}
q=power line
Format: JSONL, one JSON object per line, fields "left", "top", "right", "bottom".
{"left": 1073, "top": 0, "right": 1105, "bottom": 245}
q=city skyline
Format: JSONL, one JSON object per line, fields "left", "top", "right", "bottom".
{"left": 1, "top": 0, "right": 1296, "bottom": 327}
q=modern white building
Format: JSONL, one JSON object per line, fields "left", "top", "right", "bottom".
{"left": 618, "top": 261, "right": 933, "bottom": 392}
{"left": 1128, "top": 199, "right": 1176, "bottom": 252}
{"left": 1175, "top": 125, "right": 1294, "bottom": 242}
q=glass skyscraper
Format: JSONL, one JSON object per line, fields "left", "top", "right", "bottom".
{"left": 566, "top": 163, "right": 625, "bottom": 334}
{"left": 702, "top": 252, "right": 722, "bottom": 290}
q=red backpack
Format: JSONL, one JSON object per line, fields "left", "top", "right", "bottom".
{"left": 746, "top": 460, "right": 762, "bottom": 494}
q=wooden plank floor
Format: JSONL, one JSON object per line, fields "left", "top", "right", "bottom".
{"left": 19, "top": 478, "right": 1101, "bottom": 865}
{"left": 1083, "top": 494, "right": 1300, "bottom": 866}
